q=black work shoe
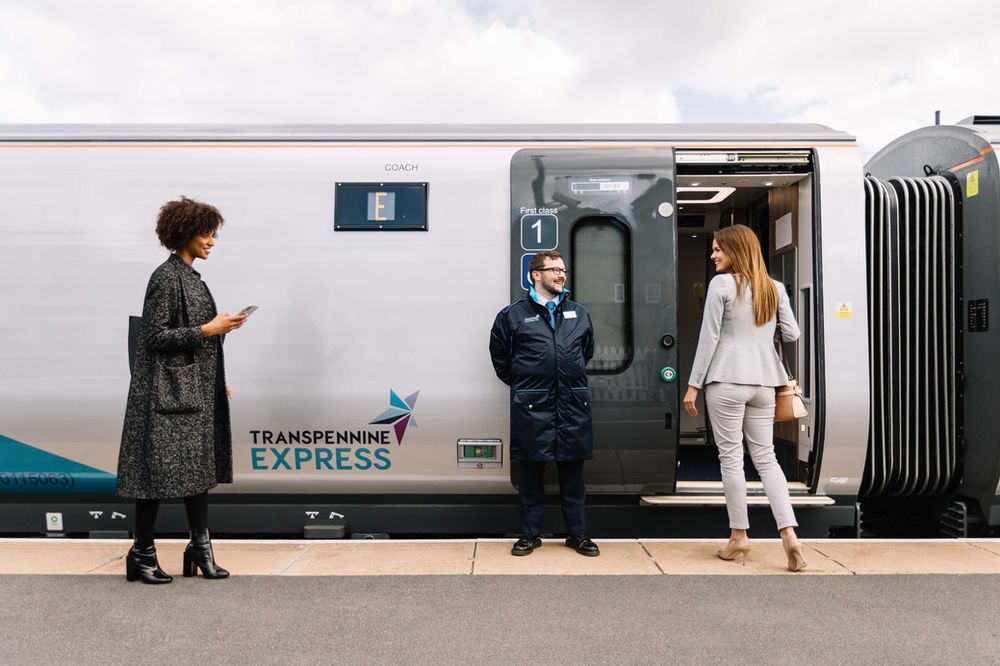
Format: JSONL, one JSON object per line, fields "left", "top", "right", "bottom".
{"left": 511, "top": 536, "right": 542, "bottom": 556}
{"left": 565, "top": 534, "right": 600, "bottom": 557}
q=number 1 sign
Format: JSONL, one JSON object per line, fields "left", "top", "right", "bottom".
{"left": 520, "top": 214, "right": 558, "bottom": 251}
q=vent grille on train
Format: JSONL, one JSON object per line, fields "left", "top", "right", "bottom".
{"left": 862, "top": 175, "right": 962, "bottom": 497}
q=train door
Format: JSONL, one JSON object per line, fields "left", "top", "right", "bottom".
{"left": 509, "top": 148, "right": 678, "bottom": 492}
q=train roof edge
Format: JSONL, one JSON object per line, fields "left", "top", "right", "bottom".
{"left": 0, "top": 123, "right": 855, "bottom": 143}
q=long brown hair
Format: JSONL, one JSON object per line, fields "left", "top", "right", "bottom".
{"left": 714, "top": 224, "right": 777, "bottom": 326}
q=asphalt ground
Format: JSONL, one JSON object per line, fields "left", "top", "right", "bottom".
{"left": 1, "top": 574, "right": 998, "bottom": 665}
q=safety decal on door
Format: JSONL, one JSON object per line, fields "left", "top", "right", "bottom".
{"left": 967, "top": 170, "right": 980, "bottom": 198}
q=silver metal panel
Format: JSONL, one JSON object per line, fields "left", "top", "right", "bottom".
{"left": 0, "top": 144, "right": 518, "bottom": 494}
{"left": 811, "top": 147, "right": 870, "bottom": 497}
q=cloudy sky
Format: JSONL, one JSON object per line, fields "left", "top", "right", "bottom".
{"left": 1, "top": 0, "right": 996, "bottom": 155}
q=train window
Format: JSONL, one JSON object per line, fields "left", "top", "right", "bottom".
{"left": 801, "top": 285, "right": 812, "bottom": 399}
{"left": 571, "top": 216, "right": 633, "bottom": 374}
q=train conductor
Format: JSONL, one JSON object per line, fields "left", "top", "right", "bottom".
{"left": 489, "top": 250, "right": 600, "bottom": 557}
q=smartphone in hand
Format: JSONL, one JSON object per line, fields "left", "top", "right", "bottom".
{"left": 237, "top": 305, "right": 259, "bottom": 317}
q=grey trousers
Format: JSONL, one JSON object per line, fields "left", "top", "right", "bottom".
{"left": 705, "top": 382, "right": 798, "bottom": 531}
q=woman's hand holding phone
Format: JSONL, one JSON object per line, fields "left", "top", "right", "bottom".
{"left": 201, "top": 312, "right": 248, "bottom": 337}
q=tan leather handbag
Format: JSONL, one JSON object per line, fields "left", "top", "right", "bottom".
{"left": 775, "top": 380, "right": 808, "bottom": 422}
{"left": 774, "top": 310, "right": 808, "bottom": 423}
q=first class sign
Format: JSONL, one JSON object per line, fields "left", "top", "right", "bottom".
{"left": 335, "top": 182, "right": 428, "bottom": 231}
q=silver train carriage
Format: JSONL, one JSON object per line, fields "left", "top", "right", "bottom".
{"left": 0, "top": 122, "right": 994, "bottom": 537}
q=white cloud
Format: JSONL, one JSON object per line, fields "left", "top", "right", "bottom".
{"left": 0, "top": 0, "right": 996, "bottom": 154}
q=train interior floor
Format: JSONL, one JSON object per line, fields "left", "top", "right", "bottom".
{"left": 677, "top": 445, "right": 762, "bottom": 482}
{"left": 4, "top": 538, "right": 1000, "bottom": 576}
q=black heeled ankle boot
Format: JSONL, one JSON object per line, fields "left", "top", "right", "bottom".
{"left": 183, "top": 529, "right": 229, "bottom": 579}
{"left": 125, "top": 544, "right": 173, "bottom": 584}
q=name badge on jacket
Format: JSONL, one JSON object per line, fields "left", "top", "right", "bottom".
{"left": 563, "top": 311, "right": 577, "bottom": 319}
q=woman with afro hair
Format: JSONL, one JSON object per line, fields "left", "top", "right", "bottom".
{"left": 116, "top": 197, "right": 247, "bottom": 584}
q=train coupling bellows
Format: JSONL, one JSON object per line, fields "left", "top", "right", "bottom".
{"left": 862, "top": 176, "right": 961, "bottom": 498}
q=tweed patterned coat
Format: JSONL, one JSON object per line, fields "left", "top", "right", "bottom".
{"left": 116, "top": 254, "right": 233, "bottom": 499}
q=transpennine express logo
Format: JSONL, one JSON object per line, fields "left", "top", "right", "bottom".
{"left": 369, "top": 389, "right": 420, "bottom": 444}
{"left": 248, "top": 388, "right": 420, "bottom": 472}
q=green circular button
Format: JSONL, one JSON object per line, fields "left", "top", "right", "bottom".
{"left": 660, "top": 367, "right": 677, "bottom": 382}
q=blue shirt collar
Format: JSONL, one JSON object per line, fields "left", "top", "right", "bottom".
{"left": 529, "top": 285, "right": 569, "bottom": 307}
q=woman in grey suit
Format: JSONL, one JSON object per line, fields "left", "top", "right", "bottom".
{"left": 116, "top": 197, "right": 247, "bottom": 584}
{"left": 682, "top": 224, "right": 806, "bottom": 571}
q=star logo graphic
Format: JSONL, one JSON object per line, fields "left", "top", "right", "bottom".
{"left": 369, "top": 389, "right": 419, "bottom": 444}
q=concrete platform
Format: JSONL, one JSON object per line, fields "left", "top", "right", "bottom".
{"left": 473, "top": 541, "right": 660, "bottom": 575}
{"left": 3, "top": 574, "right": 1000, "bottom": 664}
{"left": 643, "top": 540, "right": 853, "bottom": 575}
{"left": 4, "top": 538, "right": 1000, "bottom": 576}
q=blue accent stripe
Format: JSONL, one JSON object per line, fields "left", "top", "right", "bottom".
{"left": 0, "top": 434, "right": 117, "bottom": 494}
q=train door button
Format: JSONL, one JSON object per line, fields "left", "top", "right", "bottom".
{"left": 660, "top": 367, "right": 677, "bottom": 382}
{"left": 660, "top": 334, "right": 675, "bottom": 349}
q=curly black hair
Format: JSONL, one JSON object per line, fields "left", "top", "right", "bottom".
{"left": 155, "top": 197, "right": 225, "bottom": 251}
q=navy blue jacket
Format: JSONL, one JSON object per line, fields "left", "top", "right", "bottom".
{"left": 489, "top": 288, "right": 595, "bottom": 461}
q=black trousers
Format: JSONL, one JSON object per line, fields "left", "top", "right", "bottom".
{"left": 134, "top": 492, "right": 209, "bottom": 548}
{"left": 518, "top": 459, "right": 587, "bottom": 537}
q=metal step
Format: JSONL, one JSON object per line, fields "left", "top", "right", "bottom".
{"left": 674, "top": 480, "right": 810, "bottom": 494}
{"left": 640, "top": 495, "right": 835, "bottom": 507}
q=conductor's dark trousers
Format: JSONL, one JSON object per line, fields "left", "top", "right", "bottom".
{"left": 518, "top": 459, "right": 587, "bottom": 536}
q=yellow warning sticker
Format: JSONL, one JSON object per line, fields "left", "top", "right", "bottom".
{"left": 967, "top": 170, "right": 980, "bottom": 198}
{"left": 693, "top": 282, "right": 705, "bottom": 298}
{"left": 835, "top": 302, "right": 853, "bottom": 320}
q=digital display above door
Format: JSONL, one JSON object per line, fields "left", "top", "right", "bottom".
{"left": 334, "top": 182, "right": 428, "bottom": 231}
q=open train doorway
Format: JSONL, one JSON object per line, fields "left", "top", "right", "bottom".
{"left": 673, "top": 150, "right": 818, "bottom": 492}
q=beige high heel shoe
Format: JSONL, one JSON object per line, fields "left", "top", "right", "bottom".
{"left": 784, "top": 541, "right": 808, "bottom": 572}
{"left": 716, "top": 540, "right": 751, "bottom": 565}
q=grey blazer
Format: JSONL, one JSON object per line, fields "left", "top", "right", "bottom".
{"left": 688, "top": 274, "right": 801, "bottom": 389}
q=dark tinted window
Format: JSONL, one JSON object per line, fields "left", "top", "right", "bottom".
{"left": 572, "top": 217, "right": 632, "bottom": 374}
